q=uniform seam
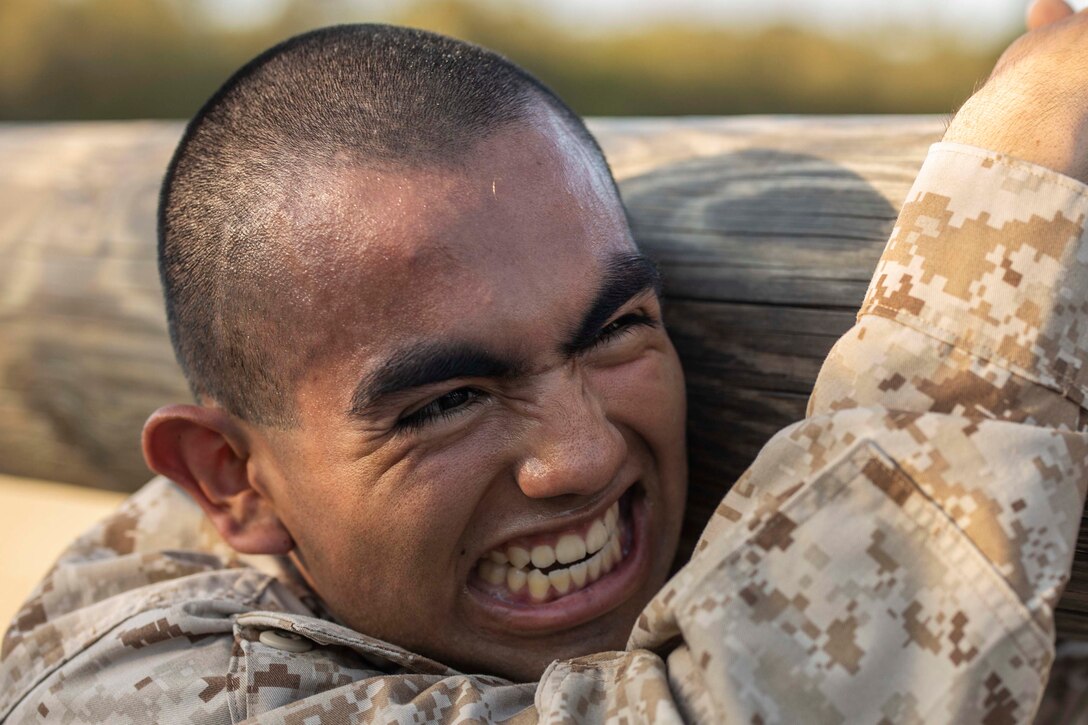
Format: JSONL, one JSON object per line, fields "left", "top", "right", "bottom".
{"left": 859, "top": 304, "right": 1087, "bottom": 410}
{"left": 854, "top": 443, "right": 1052, "bottom": 666}
{"left": 671, "top": 438, "right": 1049, "bottom": 718}
{"left": 931, "top": 143, "right": 1088, "bottom": 197}
{"left": 235, "top": 611, "right": 457, "bottom": 676}
{"left": 855, "top": 443, "right": 1051, "bottom": 668}
{"left": 1, "top": 597, "right": 250, "bottom": 723}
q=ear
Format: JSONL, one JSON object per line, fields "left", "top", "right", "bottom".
{"left": 142, "top": 404, "right": 294, "bottom": 555}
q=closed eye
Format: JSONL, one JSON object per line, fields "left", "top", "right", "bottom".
{"left": 395, "top": 387, "right": 489, "bottom": 431}
{"left": 391, "top": 313, "right": 657, "bottom": 432}
{"left": 586, "top": 312, "right": 658, "bottom": 352}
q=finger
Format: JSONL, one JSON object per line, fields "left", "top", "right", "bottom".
{"left": 1027, "top": 0, "right": 1075, "bottom": 30}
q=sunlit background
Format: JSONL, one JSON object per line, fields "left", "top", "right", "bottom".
{"left": 0, "top": 0, "right": 1067, "bottom": 625}
{"left": 0, "top": 0, "right": 1062, "bottom": 121}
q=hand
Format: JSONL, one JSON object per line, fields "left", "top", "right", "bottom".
{"left": 943, "top": 0, "right": 1088, "bottom": 181}
{"left": 1027, "top": 0, "right": 1076, "bottom": 29}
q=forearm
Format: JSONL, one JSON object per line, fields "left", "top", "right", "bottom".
{"left": 945, "top": 5, "right": 1088, "bottom": 184}
{"left": 623, "top": 142, "right": 1088, "bottom": 722}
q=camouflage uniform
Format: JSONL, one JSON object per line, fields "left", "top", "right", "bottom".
{"left": 3, "top": 142, "right": 1088, "bottom": 723}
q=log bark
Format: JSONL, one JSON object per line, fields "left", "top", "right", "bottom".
{"left": 4, "top": 117, "right": 1088, "bottom": 635}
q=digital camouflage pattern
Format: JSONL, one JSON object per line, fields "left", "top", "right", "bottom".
{"left": 3, "top": 143, "right": 1088, "bottom": 723}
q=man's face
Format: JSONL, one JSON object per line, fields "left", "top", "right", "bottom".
{"left": 248, "top": 112, "right": 687, "bottom": 681}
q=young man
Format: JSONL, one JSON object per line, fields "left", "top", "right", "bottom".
{"left": 5, "top": 2, "right": 1088, "bottom": 721}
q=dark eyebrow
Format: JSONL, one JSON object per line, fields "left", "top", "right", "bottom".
{"left": 348, "top": 252, "right": 659, "bottom": 417}
{"left": 349, "top": 343, "right": 524, "bottom": 417}
{"left": 563, "top": 252, "right": 662, "bottom": 356}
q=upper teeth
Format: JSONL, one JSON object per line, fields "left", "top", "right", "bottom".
{"left": 556, "top": 534, "right": 586, "bottom": 564}
{"left": 476, "top": 500, "right": 626, "bottom": 603}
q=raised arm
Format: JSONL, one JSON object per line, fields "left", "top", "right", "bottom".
{"left": 612, "top": 10, "right": 1088, "bottom": 723}
{"left": 7, "top": 10, "right": 1088, "bottom": 725}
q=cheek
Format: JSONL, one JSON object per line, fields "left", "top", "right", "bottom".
{"left": 280, "top": 436, "right": 507, "bottom": 586}
{"left": 597, "top": 345, "right": 689, "bottom": 523}
{"left": 600, "top": 347, "right": 687, "bottom": 446}
{"left": 597, "top": 346, "right": 688, "bottom": 552}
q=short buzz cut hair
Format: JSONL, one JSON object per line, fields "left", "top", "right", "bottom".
{"left": 159, "top": 24, "right": 616, "bottom": 426}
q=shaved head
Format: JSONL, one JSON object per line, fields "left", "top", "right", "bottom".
{"left": 159, "top": 24, "right": 617, "bottom": 426}
{"left": 145, "top": 26, "right": 686, "bottom": 681}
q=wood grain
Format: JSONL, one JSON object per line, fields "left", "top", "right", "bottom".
{"left": 4, "top": 117, "right": 1088, "bottom": 635}
{"left": 597, "top": 116, "right": 929, "bottom": 568}
{"left": 0, "top": 123, "right": 187, "bottom": 491}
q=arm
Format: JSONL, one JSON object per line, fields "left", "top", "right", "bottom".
{"left": 7, "top": 16, "right": 1088, "bottom": 725}
{"left": 557, "top": 11, "right": 1088, "bottom": 722}
{"left": 620, "top": 143, "right": 1088, "bottom": 723}
{"left": 340, "top": 34, "right": 1088, "bottom": 722}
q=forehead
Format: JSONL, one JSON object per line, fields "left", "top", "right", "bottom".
{"left": 285, "top": 115, "right": 633, "bottom": 358}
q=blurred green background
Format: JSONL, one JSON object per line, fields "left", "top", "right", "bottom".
{"left": 0, "top": 0, "right": 1023, "bottom": 120}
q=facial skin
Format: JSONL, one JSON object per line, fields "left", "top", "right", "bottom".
{"left": 145, "top": 109, "right": 688, "bottom": 681}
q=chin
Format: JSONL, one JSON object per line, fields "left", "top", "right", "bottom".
{"left": 450, "top": 482, "right": 679, "bottom": 681}
{"left": 448, "top": 613, "right": 637, "bottom": 683}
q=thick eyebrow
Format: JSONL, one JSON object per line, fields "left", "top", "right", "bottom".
{"left": 563, "top": 252, "right": 662, "bottom": 356}
{"left": 349, "top": 343, "right": 524, "bottom": 417}
{"left": 348, "top": 252, "right": 660, "bottom": 417}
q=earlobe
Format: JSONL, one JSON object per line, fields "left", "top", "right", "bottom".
{"left": 142, "top": 405, "right": 295, "bottom": 555}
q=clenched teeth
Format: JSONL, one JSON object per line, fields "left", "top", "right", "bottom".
{"left": 531, "top": 545, "right": 556, "bottom": 569}
{"left": 528, "top": 570, "right": 550, "bottom": 600}
{"left": 555, "top": 534, "right": 586, "bottom": 564}
{"left": 570, "top": 560, "right": 588, "bottom": 588}
{"left": 508, "top": 546, "right": 531, "bottom": 569}
{"left": 479, "top": 560, "right": 506, "bottom": 586}
{"left": 549, "top": 568, "right": 571, "bottom": 594}
{"left": 476, "top": 500, "right": 628, "bottom": 603}
{"left": 507, "top": 567, "right": 527, "bottom": 593}
{"left": 586, "top": 520, "right": 608, "bottom": 554}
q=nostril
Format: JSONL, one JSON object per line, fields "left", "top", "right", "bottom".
{"left": 514, "top": 423, "right": 627, "bottom": 500}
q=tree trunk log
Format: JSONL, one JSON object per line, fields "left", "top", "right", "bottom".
{"left": 4, "top": 117, "right": 1088, "bottom": 635}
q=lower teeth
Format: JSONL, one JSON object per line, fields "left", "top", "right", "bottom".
{"left": 478, "top": 527, "right": 626, "bottom": 603}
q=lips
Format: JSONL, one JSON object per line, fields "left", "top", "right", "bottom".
{"left": 472, "top": 493, "right": 635, "bottom": 604}
{"left": 464, "top": 484, "right": 654, "bottom": 637}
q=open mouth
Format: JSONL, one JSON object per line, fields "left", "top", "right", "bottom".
{"left": 469, "top": 486, "right": 644, "bottom": 617}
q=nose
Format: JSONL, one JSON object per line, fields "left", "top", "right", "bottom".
{"left": 514, "top": 369, "right": 627, "bottom": 500}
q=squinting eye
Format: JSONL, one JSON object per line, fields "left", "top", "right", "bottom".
{"left": 592, "top": 312, "right": 658, "bottom": 349}
{"left": 396, "top": 387, "right": 487, "bottom": 431}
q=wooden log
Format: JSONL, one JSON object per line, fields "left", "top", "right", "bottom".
{"left": 0, "top": 123, "right": 185, "bottom": 491}
{"left": 3, "top": 117, "right": 1088, "bottom": 636}
{"left": 599, "top": 116, "right": 930, "bottom": 568}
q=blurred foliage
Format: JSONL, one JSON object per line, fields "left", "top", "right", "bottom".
{"left": 0, "top": 0, "right": 1008, "bottom": 120}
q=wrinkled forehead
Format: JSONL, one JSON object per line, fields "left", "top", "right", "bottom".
{"left": 280, "top": 114, "right": 633, "bottom": 352}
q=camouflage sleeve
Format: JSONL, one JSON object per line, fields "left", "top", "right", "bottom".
{"left": 608, "top": 143, "right": 1088, "bottom": 722}
{"left": 7, "top": 143, "right": 1087, "bottom": 724}
{"left": 0, "top": 480, "right": 543, "bottom": 724}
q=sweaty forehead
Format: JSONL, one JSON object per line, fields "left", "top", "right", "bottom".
{"left": 280, "top": 117, "right": 632, "bottom": 354}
